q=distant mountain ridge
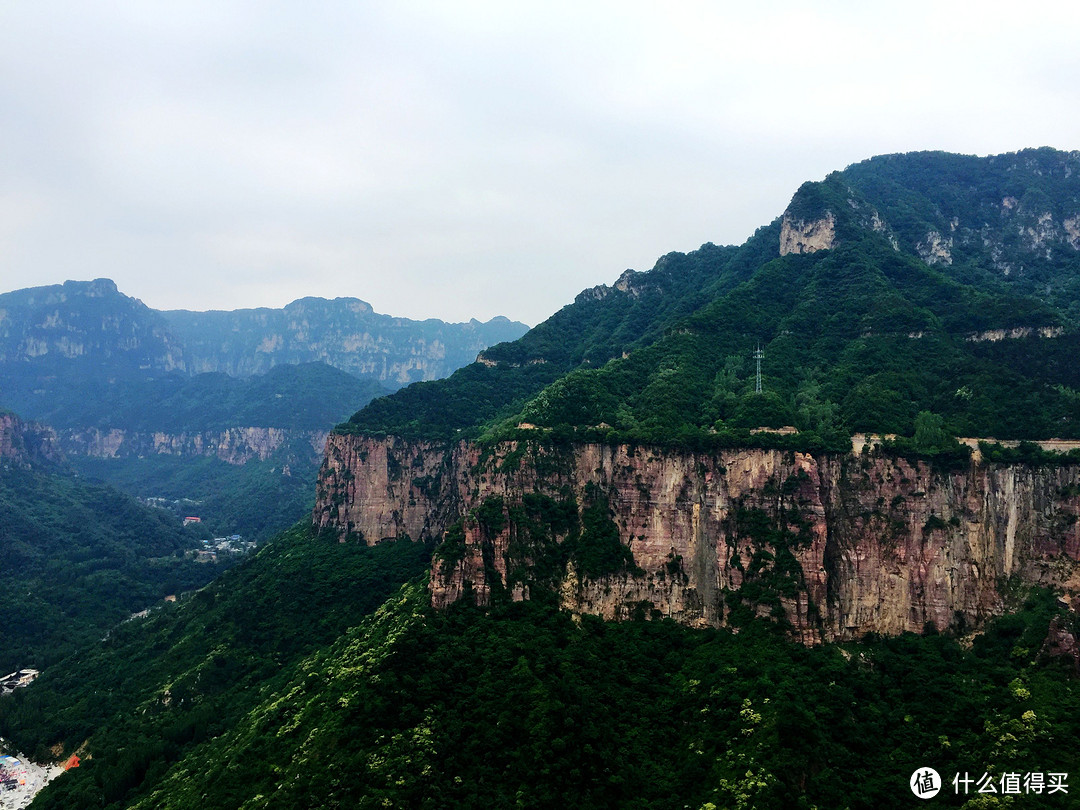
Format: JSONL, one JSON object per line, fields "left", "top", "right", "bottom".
{"left": 0, "top": 276, "right": 526, "bottom": 455}
{"left": 0, "top": 278, "right": 184, "bottom": 373}
{"left": 0, "top": 280, "right": 525, "bottom": 543}
{"left": 163, "top": 297, "right": 527, "bottom": 383}
{"left": 0, "top": 278, "right": 528, "bottom": 392}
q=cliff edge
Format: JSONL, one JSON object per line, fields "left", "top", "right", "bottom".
{"left": 314, "top": 435, "right": 1080, "bottom": 643}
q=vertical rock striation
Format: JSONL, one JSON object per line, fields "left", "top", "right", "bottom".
{"left": 60, "top": 427, "right": 329, "bottom": 465}
{"left": 0, "top": 412, "right": 63, "bottom": 468}
{"left": 314, "top": 436, "right": 1080, "bottom": 642}
{"left": 779, "top": 212, "right": 837, "bottom": 256}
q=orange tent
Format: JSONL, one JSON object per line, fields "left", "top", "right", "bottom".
{"left": 63, "top": 754, "right": 80, "bottom": 770}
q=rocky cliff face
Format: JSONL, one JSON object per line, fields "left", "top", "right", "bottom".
{"left": 62, "top": 426, "right": 328, "bottom": 465}
{"left": 315, "top": 435, "right": 1080, "bottom": 642}
{"left": 162, "top": 297, "right": 528, "bottom": 385}
{"left": 779, "top": 212, "right": 837, "bottom": 256}
{"left": 0, "top": 278, "right": 185, "bottom": 370}
{"left": 912, "top": 198, "right": 1080, "bottom": 277}
{"left": 0, "top": 412, "right": 63, "bottom": 468}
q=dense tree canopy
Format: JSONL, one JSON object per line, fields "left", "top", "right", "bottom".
{"left": 12, "top": 561, "right": 1078, "bottom": 810}
{"left": 0, "top": 464, "right": 227, "bottom": 673}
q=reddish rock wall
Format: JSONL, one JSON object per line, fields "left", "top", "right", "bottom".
{"left": 314, "top": 435, "right": 1080, "bottom": 642}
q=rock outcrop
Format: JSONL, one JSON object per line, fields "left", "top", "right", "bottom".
{"left": 0, "top": 412, "right": 63, "bottom": 468}
{"left": 161, "top": 297, "right": 528, "bottom": 385}
{"left": 315, "top": 436, "right": 1080, "bottom": 643}
{"left": 779, "top": 212, "right": 836, "bottom": 256}
{"left": 62, "top": 426, "right": 328, "bottom": 465}
{"left": 916, "top": 230, "right": 953, "bottom": 265}
{"left": 1039, "top": 615, "right": 1080, "bottom": 675}
{"left": 965, "top": 326, "right": 1065, "bottom": 342}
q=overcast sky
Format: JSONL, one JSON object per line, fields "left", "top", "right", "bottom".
{"left": 3, "top": 1, "right": 1078, "bottom": 325}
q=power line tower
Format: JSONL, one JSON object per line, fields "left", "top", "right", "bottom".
{"left": 753, "top": 343, "right": 764, "bottom": 394}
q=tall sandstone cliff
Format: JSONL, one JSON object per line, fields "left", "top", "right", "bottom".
{"left": 314, "top": 436, "right": 1080, "bottom": 643}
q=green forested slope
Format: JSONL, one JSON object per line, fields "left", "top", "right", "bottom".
{"left": 347, "top": 151, "right": 1080, "bottom": 447}
{"left": 71, "top": 445, "right": 319, "bottom": 545}
{"left": 0, "top": 464, "right": 225, "bottom": 674}
{"left": 841, "top": 148, "right": 1080, "bottom": 320}
{"left": 60, "top": 363, "right": 390, "bottom": 544}
{"left": 345, "top": 227, "right": 780, "bottom": 441}
{"left": 84, "top": 361, "right": 388, "bottom": 434}
{"left": 6, "top": 361, "right": 387, "bottom": 434}
{"left": 0, "top": 525, "right": 433, "bottom": 808}
{"left": 16, "top": 576, "right": 1079, "bottom": 810}
{"left": 492, "top": 236, "right": 1076, "bottom": 445}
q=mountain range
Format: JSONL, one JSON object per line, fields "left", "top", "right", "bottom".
{"left": 4, "top": 148, "right": 1080, "bottom": 809}
{"left": 0, "top": 281, "right": 528, "bottom": 542}
{"left": 0, "top": 278, "right": 527, "bottom": 427}
{"left": 0, "top": 280, "right": 526, "bottom": 681}
{"left": 346, "top": 148, "right": 1080, "bottom": 446}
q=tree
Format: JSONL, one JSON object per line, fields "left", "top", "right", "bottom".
{"left": 913, "top": 410, "right": 949, "bottom": 454}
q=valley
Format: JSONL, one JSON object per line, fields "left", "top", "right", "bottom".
{"left": 0, "top": 281, "right": 527, "bottom": 807}
{"left": 0, "top": 282, "right": 528, "bottom": 543}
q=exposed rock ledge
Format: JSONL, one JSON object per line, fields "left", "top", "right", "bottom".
{"left": 61, "top": 427, "right": 329, "bottom": 465}
{"left": 314, "top": 435, "right": 1080, "bottom": 643}
{"left": 0, "top": 412, "right": 63, "bottom": 467}
{"left": 779, "top": 212, "right": 836, "bottom": 256}
{"left": 966, "top": 326, "right": 1064, "bottom": 342}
